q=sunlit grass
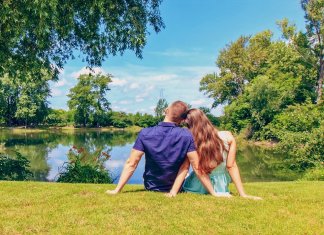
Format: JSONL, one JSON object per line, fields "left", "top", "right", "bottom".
{"left": 0, "top": 181, "right": 323, "bottom": 234}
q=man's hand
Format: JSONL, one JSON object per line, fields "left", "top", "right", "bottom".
{"left": 164, "top": 191, "right": 177, "bottom": 198}
{"left": 105, "top": 189, "right": 119, "bottom": 195}
{"left": 105, "top": 149, "right": 144, "bottom": 195}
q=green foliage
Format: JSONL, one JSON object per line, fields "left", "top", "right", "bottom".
{"left": 0, "top": 0, "right": 164, "bottom": 81}
{"left": 302, "top": 164, "right": 324, "bottom": 181}
{"left": 200, "top": 5, "right": 324, "bottom": 173}
{"left": 132, "top": 113, "right": 160, "bottom": 127}
{"left": 0, "top": 152, "right": 33, "bottom": 181}
{"left": 68, "top": 74, "right": 112, "bottom": 127}
{"left": 264, "top": 103, "right": 324, "bottom": 171}
{"left": 0, "top": 72, "right": 51, "bottom": 126}
{"left": 199, "top": 106, "right": 220, "bottom": 126}
{"left": 57, "top": 147, "right": 112, "bottom": 184}
{"left": 154, "top": 98, "right": 168, "bottom": 118}
{"left": 262, "top": 102, "right": 323, "bottom": 139}
{"left": 44, "top": 109, "right": 74, "bottom": 126}
{"left": 222, "top": 100, "right": 251, "bottom": 133}
{"left": 200, "top": 31, "right": 273, "bottom": 107}
{"left": 277, "top": 122, "right": 324, "bottom": 171}
{"left": 108, "top": 111, "right": 158, "bottom": 128}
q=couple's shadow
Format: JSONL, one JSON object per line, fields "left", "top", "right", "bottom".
{"left": 121, "top": 189, "right": 146, "bottom": 193}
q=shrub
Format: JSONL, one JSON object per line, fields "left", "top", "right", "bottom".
{"left": 262, "top": 101, "right": 323, "bottom": 140}
{"left": 56, "top": 147, "right": 112, "bottom": 184}
{"left": 0, "top": 152, "right": 33, "bottom": 180}
{"left": 302, "top": 164, "right": 324, "bottom": 181}
{"left": 276, "top": 121, "right": 324, "bottom": 171}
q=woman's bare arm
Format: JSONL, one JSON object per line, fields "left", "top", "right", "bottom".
{"left": 225, "top": 132, "right": 262, "bottom": 200}
{"left": 165, "top": 158, "right": 190, "bottom": 197}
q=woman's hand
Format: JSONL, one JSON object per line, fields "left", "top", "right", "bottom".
{"left": 105, "top": 189, "right": 119, "bottom": 195}
{"left": 213, "top": 192, "right": 232, "bottom": 198}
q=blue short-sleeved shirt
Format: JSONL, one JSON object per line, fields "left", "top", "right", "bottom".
{"left": 133, "top": 122, "right": 196, "bottom": 192}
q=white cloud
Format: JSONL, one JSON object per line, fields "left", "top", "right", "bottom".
{"left": 119, "top": 100, "right": 130, "bottom": 105}
{"left": 190, "top": 99, "right": 207, "bottom": 106}
{"left": 111, "top": 78, "right": 127, "bottom": 86}
{"left": 51, "top": 88, "right": 63, "bottom": 97}
{"left": 150, "top": 49, "right": 200, "bottom": 57}
{"left": 135, "top": 97, "right": 144, "bottom": 103}
{"left": 129, "top": 82, "right": 140, "bottom": 89}
{"left": 54, "top": 78, "right": 69, "bottom": 87}
{"left": 71, "top": 67, "right": 105, "bottom": 78}
{"left": 150, "top": 74, "right": 178, "bottom": 81}
{"left": 135, "top": 85, "right": 155, "bottom": 101}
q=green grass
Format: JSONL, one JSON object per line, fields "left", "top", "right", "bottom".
{"left": 0, "top": 181, "right": 323, "bottom": 235}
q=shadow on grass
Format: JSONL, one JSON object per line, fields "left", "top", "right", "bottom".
{"left": 121, "top": 189, "right": 147, "bottom": 193}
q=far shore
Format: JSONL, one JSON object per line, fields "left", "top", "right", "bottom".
{"left": 0, "top": 125, "right": 142, "bottom": 133}
{"left": 0, "top": 126, "right": 277, "bottom": 148}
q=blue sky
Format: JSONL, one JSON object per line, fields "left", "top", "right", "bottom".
{"left": 49, "top": 0, "right": 306, "bottom": 116}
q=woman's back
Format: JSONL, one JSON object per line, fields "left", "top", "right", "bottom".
{"left": 183, "top": 131, "right": 232, "bottom": 194}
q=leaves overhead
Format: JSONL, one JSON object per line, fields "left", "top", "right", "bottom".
{"left": 0, "top": 0, "right": 165, "bottom": 80}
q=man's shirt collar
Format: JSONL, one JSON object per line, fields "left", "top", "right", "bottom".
{"left": 158, "top": 122, "right": 177, "bottom": 127}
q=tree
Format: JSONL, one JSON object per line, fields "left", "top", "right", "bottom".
{"left": 68, "top": 74, "right": 112, "bottom": 127}
{"left": 278, "top": 0, "right": 324, "bottom": 103}
{"left": 302, "top": 0, "right": 324, "bottom": 103}
{"left": 0, "top": 0, "right": 164, "bottom": 80}
{"left": 154, "top": 98, "right": 168, "bottom": 118}
{"left": 200, "top": 31, "right": 272, "bottom": 107}
{"left": 0, "top": 72, "right": 51, "bottom": 126}
{"left": 199, "top": 107, "right": 220, "bottom": 126}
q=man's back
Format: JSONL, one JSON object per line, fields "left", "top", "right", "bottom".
{"left": 133, "top": 122, "right": 195, "bottom": 192}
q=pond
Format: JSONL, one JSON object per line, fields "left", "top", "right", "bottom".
{"left": 0, "top": 129, "right": 299, "bottom": 183}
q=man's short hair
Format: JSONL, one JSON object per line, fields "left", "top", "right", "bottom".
{"left": 168, "top": 101, "right": 188, "bottom": 124}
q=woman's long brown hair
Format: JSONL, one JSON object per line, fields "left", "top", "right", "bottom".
{"left": 185, "top": 109, "right": 225, "bottom": 174}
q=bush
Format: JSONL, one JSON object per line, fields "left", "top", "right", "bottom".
{"left": 262, "top": 101, "right": 323, "bottom": 140}
{"left": 276, "top": 121, "right": 324, "bottom": 171}
{"left": 0, "top": 152, "right": 33, "bottom": 180}
{"left": 56, "top": 147, "right": 112, "bottom": 184}
{"left": 302, "top": 164, "right": 324, "bottom": 181}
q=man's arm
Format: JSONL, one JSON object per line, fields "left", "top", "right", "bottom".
{"left": 106, "top": 149, "right": 144, "bottom": 194}
{"left": 166, "top": 158, "right": 190, "bottom": 197}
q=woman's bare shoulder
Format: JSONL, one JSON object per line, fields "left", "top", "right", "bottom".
{"left": 217, "top": 130, "right": 234, "bottom": 142}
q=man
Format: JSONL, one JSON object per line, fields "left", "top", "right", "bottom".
{"left": 106, "top": 100, "right": 220, "bottom": 197}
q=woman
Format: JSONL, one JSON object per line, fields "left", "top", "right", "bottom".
{"left": 167, "top": 108, "right": 261, "bottom": 199}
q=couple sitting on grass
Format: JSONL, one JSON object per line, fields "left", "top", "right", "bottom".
{"left": 107, "top": 101, "right": 261, "bottom": 199}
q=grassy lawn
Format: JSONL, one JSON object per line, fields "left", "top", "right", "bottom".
{"left": 0, "top": 181, "right": 323, "bottom": 235}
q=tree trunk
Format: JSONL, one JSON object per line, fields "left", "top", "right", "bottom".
{"left": 316, "top": 60, "right": 324, "bottom": 104}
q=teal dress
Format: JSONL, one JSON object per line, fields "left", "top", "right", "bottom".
{"left": 183, "top": 131, "right": 231, "bottom": 195}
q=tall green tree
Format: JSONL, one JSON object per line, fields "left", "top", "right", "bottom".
{"left": 302, "top": 0, "right": 324, "bottom": 103}
{"left": 0, "top": 0, "right": 164, "bottom": 80}
{"left": 154, "top": 98, "right": 168, "bottom": 118}
{"left": 278, "top": 0, "right": 324, "bottom": 103}
{"left": 0, "top": 72, "right": 51, "bottom": 126}
{"left": 200, "top": 31, "right": 272, "bottom": 107}
{"left": 68, "top": 74, "right": 112, "bottom": 127}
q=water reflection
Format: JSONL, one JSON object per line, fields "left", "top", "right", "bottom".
{"left": 0, "top": 129, "right": 298, "bottom": 183}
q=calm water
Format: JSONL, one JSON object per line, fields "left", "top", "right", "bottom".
{"left": 0, "top": 129, "right": 299, "bottom": 183}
